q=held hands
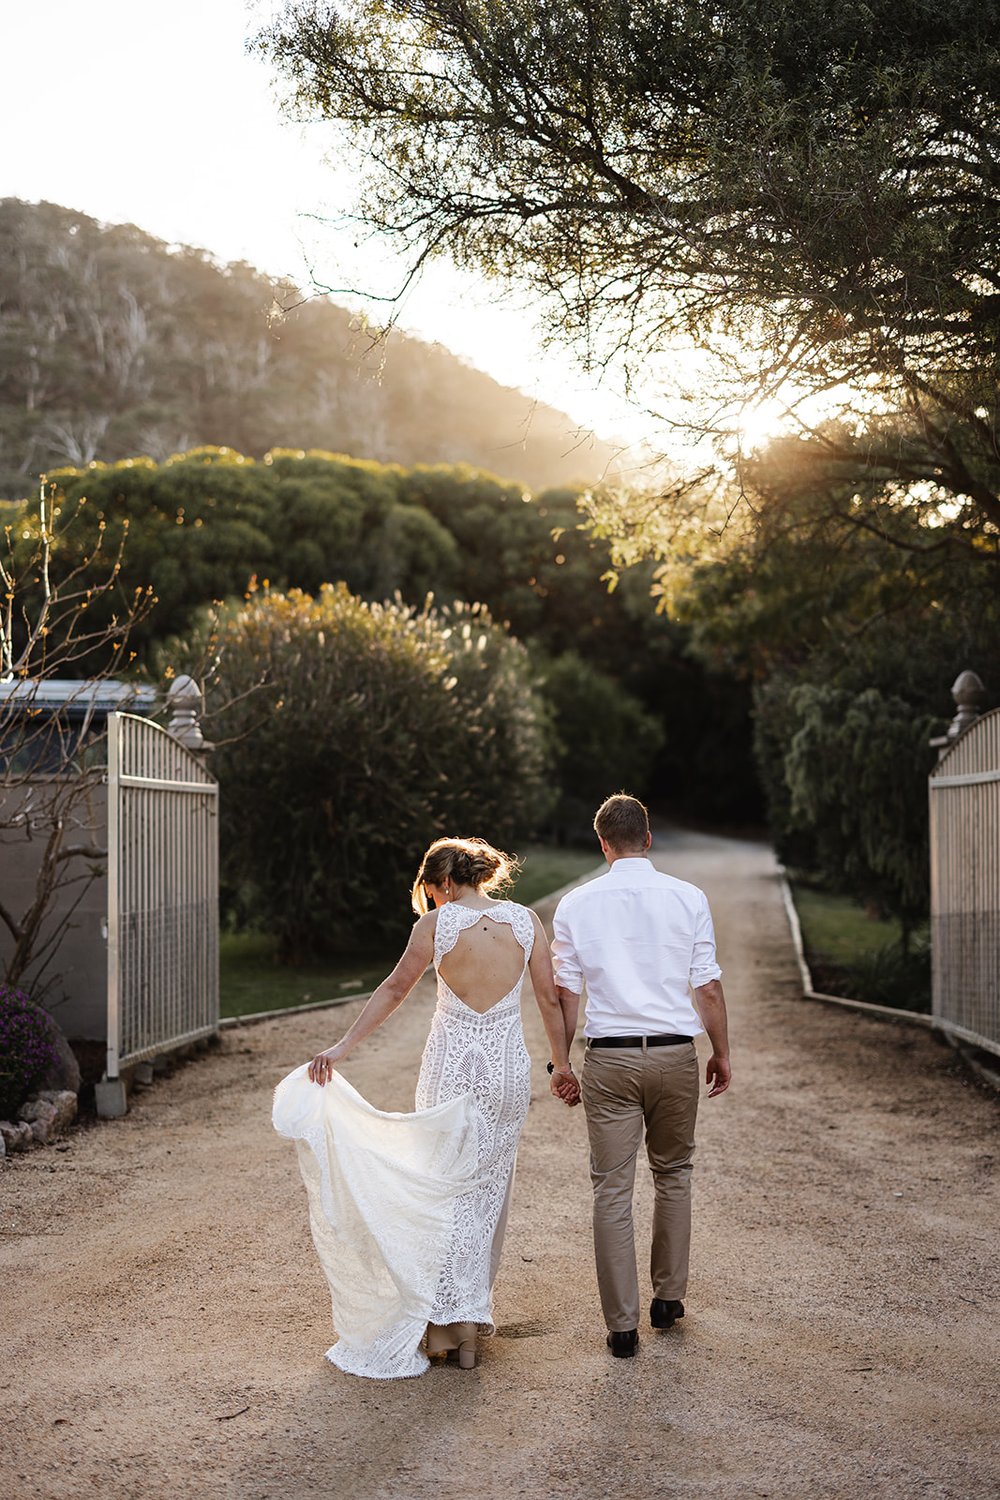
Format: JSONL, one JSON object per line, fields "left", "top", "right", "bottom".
{"left": 706, "top": 1053, "right": 731, "bottom": 1098}
{"left": 308, "top": 1044, "right": 347, "bottom": 1085}
{"left": 549, "top": 1066, "right": 581, "bottom": 1107}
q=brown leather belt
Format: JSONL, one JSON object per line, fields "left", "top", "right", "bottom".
{"left": 587, "top": 1034, "right": 693, "bottom": 1048}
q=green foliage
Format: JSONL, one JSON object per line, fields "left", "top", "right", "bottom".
{"left": 0, "top": 199, "right": 621, "bottom": 499}
{"left": 29, "top": 447, "right": 752, "bottom": 820}
{"left": 43, "top": 451, "right": 275, "bottom": 651}
{"left": 536, "top": 652, "right": 664, "bottom": 839}
{"left": 13, "top": 438, "right": 770, "bottom": 828}
{"left": 397, "top": 467, "right": 669, "bottom": 671}
{"left": 394, "top": 465, "right": 761, "bottom": 817}
{"left": 0, "top": 987, "right": 62, "bottom": 1120}
{"left": 676, "top": 450, "right": 1000, "bottom": 684}
{"left": 193, "top": 584, "right": 553, "bottom": 956}
{"left": 780, "top": 685, "right": 938, "bottom": 933}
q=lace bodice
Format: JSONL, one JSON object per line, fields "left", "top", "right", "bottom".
{"left": 433, "top": 899, "right": 535, "bottom": 968}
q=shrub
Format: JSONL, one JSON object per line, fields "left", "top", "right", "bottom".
{"left": 191, "top": 584, "right": 553, "bottom": 956}
{"left": 0, "top": 987, "right": 62, "bottom": 1120}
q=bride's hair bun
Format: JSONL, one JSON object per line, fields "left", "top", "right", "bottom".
{"left": 411, "top": 836, "right": 520, "bottom": 913}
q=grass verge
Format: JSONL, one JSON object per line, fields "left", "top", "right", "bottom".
{"left": 790, "top": 881, "right": 930, "bottom": 1013}
{"left": 219, "top": 841, "right": 601, "bottom": 1019}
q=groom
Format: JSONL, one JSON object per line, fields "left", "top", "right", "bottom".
{"left": 551, "top": 794, "right": 731, "bottom": 1357}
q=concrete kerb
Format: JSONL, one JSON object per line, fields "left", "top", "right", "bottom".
{"left": 219, "top": 992, "right": 369, "bottom": 1030}
{"left": 777, "top": 865, "right": 934, "bottom": 1032}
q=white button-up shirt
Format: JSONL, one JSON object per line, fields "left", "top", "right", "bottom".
{"left": 551, "top": 857, "right": 722, "bottom": 1038}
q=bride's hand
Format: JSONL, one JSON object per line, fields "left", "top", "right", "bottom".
{"left": 308, "top": 1045, "right": 345, "bottom": 1085}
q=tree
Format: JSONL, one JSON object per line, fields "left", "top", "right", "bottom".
{"left": 671, "top": 449, "right": 1000, "bottom": 696}
{"left": 664, "top": 462, "right": 1000, "bottom": 920}
{"left": 259, "top": 0, "right": 1000, "bottom": 529}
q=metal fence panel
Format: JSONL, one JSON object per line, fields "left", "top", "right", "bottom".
{"left": 929, "top": 707, "right": 1000, "bottom": 1058}
{"left": 106, "top": 712, "right": 219, "bottom": 1077}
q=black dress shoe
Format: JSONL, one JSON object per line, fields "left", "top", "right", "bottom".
{"left": 607, "top": 1329, "right": 638, "bottom": 1358}
{"left": 650, "top": 1298, "right": 685, "bottom": 1329}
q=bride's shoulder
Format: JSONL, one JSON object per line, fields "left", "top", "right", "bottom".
{"left": 411, "top": 908, "right": 439, "bottom": 940}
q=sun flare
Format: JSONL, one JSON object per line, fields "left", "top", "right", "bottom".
{"left": 736, "top": 398, "right": 796, "bottom": 453}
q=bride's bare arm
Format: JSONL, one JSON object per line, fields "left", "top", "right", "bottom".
{"left": 527, "top": 912, "right": 578, "bottom": 1101}
{"left": 308, "top": 913, "right": 436, "bottom": 1083}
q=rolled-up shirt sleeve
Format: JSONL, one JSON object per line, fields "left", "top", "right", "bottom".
{"left": 689, "top": 893, "right": 722, "bottom": 988}
{"left": 551, "top": 905, "right": 583, "bottom": 993}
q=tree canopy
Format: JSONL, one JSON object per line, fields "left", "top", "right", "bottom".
{"left": 260, "top": 0, "right": 1000, "bottom": 529}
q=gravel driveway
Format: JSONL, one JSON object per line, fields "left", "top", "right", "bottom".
{"left": 2, "top": 828, "right": 997, "bottom": 1500}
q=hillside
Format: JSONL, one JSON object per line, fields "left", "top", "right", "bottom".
{"left": 0, "top": 199, "right": 621, "bottom": 499}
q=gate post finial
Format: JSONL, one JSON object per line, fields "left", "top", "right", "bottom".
{"left": 166, "top": 673, "right": 207, "bottom": 753}
{"left": 931, "top": 669, "right": 986, "bottom": 757}
{"left": 949, "top": 669, "right": 986, "bottom": 739}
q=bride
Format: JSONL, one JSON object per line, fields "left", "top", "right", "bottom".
{"left": 272, "top": 836, "right": 579, "bottom": 1379}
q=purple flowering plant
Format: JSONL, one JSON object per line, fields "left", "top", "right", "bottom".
{"left": 0, "top": 985, "right": 62, "bottom": 1121}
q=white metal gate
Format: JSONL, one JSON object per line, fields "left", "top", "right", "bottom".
{"left": 929, "top": 707, "right": 1000, "bottom": 1058}
{"left": 106, "top": 711, "right": 219, "bottom": 1079}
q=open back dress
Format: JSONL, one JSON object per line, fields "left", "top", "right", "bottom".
{"left": 272, "top": 900, "right": 535, "bottom": 1379}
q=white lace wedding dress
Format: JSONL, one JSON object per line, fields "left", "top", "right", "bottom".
{"left": 272, "top": 900, "right": 534, "bottom": 1379}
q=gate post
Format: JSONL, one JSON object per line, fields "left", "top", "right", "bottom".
{"left": 96, "top": 711, "right": 128, "bottom": 1118}
{"left": 930, "top": 669, "right": 985, "bottom": 758}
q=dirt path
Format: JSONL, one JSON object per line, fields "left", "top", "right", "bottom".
{"left": 2, "top": 829, "right": 998, "bottom": 1500}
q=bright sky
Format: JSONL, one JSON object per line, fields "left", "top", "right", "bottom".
{"left": 3, "top": 0, "right": 665, "bottom": 458}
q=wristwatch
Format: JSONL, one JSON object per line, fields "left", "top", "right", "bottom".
{"left": 547, "top": 1062, "right": 574, "bottom": 1074}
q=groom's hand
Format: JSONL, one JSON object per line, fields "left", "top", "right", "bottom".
{"left": 549, "top": 1067, "right": 580, "bottom": 1106}
{"left": 706, "top": 1053, "right": 731, "bottom": 1097}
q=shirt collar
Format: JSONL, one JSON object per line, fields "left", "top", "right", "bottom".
{"left": 603, "top": 856, "right": 659, "bottom": 884}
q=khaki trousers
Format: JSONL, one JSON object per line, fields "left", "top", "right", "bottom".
{"left": 581, "top": 1042, "right": 700, "bottom": 1332}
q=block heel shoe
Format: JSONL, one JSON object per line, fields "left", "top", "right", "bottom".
{"left": 426, "top": 1321, "right": 478, "bottom": 1368}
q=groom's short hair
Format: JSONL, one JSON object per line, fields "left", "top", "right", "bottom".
{"left": 594, "top": 793, "right": 650, "bottom": 852}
